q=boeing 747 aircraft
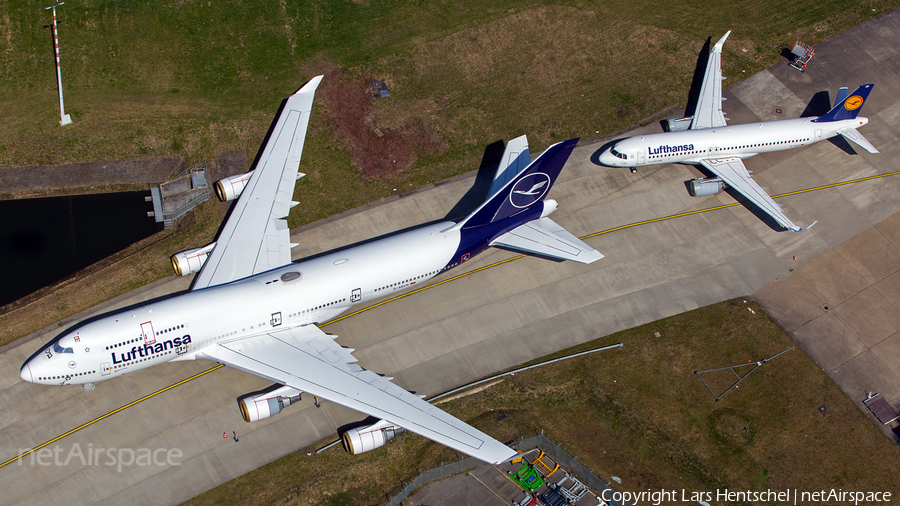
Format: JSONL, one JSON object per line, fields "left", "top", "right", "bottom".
{"left": 598, "top": 31, "right": 878, "bottom": 232}
{"left": 20, "top": 76, "right": 602, "bottom": 464}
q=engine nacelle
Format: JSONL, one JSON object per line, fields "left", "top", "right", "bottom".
{"left": 341, "top": 419, "right": 405, "bottom": 455}
{"left": 663, "top": 116, "right": 694, "bottom": 132}
{"left": 238, "top": 385, "right": 304, "bottom": 422}
{"left": 689, "top": 178, "right": 725, "bottom": 197}
{"left": 540, "top": 199, "right": 558, "bottom": 218}
{"left": 170, "top": 243, "right": 217, "bottom": 277}
{"left": 214, "top": 172, "right": 252, "bottom": 202}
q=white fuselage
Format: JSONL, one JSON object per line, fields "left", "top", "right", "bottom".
{"left": 21, "top": 222, "right": 467, "bottom": 386}
{"left": 598, "top": 117, "right": 869, "bottom": 168}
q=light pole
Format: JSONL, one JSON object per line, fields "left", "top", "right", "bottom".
{"left": 45, "top": 2, "right": 72, "bottom": 126}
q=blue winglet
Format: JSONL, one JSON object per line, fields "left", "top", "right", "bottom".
{"left": 812, "top": 84, "right": 874, "bottom": 123}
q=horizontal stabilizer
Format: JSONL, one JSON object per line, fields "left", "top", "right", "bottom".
{"left": 488, "top": 135, "right": 530, "bottom": 198}
{"left": 490, "top": 217, "right": 603, "bottom": 264}
{"left": 837, "top": 127, "right": 879, "bottom": 154}
{"left": 834, "top": 87, "right": 849, "bottom": 106}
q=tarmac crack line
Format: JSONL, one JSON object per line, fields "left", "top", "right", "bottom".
{"left": 9, "top": 168, "right": 899, "bottom": 472}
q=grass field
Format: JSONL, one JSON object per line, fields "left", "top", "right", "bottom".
{"left": 181, "top": 300, "right": 900, "bottom": 506}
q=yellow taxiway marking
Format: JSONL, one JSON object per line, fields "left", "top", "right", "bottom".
{"left": 0, "top": 364, "right": 224, "bottom": 469}
{"left": 9, "top": 168, "right": 898, "bottom": 470}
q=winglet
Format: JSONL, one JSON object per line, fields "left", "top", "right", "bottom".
{"left": 713, "top": 30, "right": 731, "bottom": 52}
{"left": 296, "top": 75, "right": 324, "bottom": 95}
{"left": 789, "top": 220, "right": 818, "bottom": 232}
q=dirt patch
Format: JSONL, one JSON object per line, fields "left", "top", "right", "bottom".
{"left": 316, "top": 67, "right": 447, "bottom": 180}
{"left": 210, "top": 148, "right": 249, "bottom": 183}
{"left": 0, "top": 156, "right": 184, "bottom": 197}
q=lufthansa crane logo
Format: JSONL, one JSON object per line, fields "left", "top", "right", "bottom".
{"left": 844, "top": 95, "right": 864, "bottom": 111}
{"left": 509, "top": 173, "right": 551, "bottom": 208}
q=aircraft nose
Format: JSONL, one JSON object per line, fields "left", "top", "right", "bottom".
{"left": 20, "top": 362, "right": 33, "bottom": 383}
{"left": 598, "top": 149, "right": 614, "bottom": 166}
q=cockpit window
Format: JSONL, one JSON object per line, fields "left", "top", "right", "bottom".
{"left": 610, "top": 147, "right": 628, "bottom": 160}
{"left": 53, "top": 342, "right": 74, "bottom": 354}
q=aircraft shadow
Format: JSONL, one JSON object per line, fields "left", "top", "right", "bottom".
{"left": 681, "top": 36, "right": 713, "bottom": 123}
{"left": 443, "top": 139, "right": 507, "bottom": 221}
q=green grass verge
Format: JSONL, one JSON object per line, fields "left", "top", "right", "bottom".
{"left": 181, "top": 300, "right": 900, "bottom": 505}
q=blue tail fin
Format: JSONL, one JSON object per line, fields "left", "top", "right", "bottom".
{"left": 813, "top": 84, "right": 874, "bottom": 122}
{"left": 458, "top": 138, "right": 578, "bottom": 230}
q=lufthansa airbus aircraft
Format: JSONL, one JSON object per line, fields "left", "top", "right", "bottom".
{"left": 598, "top": 31, "right": 877, "bottom": 232}
{"left": 20, "top": 76, "right": 602, "bottom": 464}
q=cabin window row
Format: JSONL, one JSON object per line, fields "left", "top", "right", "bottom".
{"left": 289, "top": 298, "right": 349, "bottom": 318}
{"left": 651, "top": 150, "right": 705, "bottom": 159}
{"left": 38, "top": 370, "right": 96, "bottom": 380}
{"left": 156, "top": 324, "right": 186, "bottom": 335}
{"left": 649, "top": 138, "right": 811, "bottom": 159}
{"left": 719, "top": 138, "right": 810, "bottom": 151}
{"left": 374, "top": 271, "right": 439, "bottom": 293}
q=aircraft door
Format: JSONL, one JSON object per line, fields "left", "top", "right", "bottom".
{"left": 141, "top": 321, "right": 156, "bottom": 345}
{"left": 637, "top": 150, "right": 645, "bottom": 165}
{"left": 814, "top": 129, "right": 823, "bottom": 141}
{"left": 710, "top": 146, "right": 720, "bottom": 158}
{"left": 101, "top": 363, "right": 111, "bottom": 376}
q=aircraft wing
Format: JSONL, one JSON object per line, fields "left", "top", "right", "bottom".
{"left": 490, "top": 217, "right": 603, "bottom": 264}
{"left": 198, "top": 325, "right": 517, "bottom": 464}
{"left": 689, "top": 31, "right": 731, "bottom": 130}
{"left": 192, "top": 76, "right": 323, "bottom": 290}
{"left": 700, "top": 157, "right": 805, "bottom": 232}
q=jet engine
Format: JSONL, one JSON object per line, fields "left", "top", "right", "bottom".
{"left": 238, "top": 385, "right": 304, "bottom": 422}
{"left": 341, "top": 419, "right": 405, "bottom": 455}
{"left": 170, "top": 243, "right": 216, "bottom": 277}
{"left": 540, "top": 199, "right": 558, "bottom": 218}
{"left": 689, "top": 178, "right": 725, "bottom": 197}
{"left": 663, "top": 116, "right": 694, "bottom": 132}
{"left": 214, "top": 172, "right": 252, "bottom": 202}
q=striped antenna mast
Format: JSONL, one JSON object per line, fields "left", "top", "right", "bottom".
{"left": 45, "top": 2, "right": 72, "bottom": 126}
